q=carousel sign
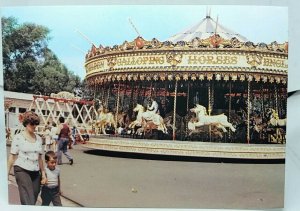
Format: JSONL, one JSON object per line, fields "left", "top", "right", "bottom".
{"left": 86, "top": 52, "right": 288, "bottom": 75}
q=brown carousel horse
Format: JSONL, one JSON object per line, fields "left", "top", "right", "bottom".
{"left": 116, "top": 111, "right": 128, "bottom": 128}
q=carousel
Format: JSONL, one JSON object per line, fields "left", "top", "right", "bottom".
{"left": 83, "top": 14, "right": 287, "bottom": 159}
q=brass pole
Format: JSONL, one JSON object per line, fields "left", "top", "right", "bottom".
{"left": 173, "top": 80, "right": 178, "bottom": 141}
{"left": 185, "top": 81, "right": 190, "bottom": 136}
{"left": 275, "top": 84, "right": 278, "bottom": 114}
{"left": 106, "top": 84, "right": 111, "bottom": 109}
{"left": 247, "top": 81, "right": 251, "bottom": 144}
{"left": 229, "top": 82, "right": 232, "bottom": 139}
{"left": 115, "top": 81, "right": 121, "bottom": 128}
{"left": 261, "top": 84, "right": 265, "bottom": 121}
{"left": 208, "top": 83, "right": 212, "bottom": 142}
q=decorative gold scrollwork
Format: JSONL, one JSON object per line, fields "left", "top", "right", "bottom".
{"left": 166, "top": 54, "right": 183, "bottom": 67}
{"left": 107, "top": 57, "right": 117, "bottom": 69}
{"left": 246, "top": 54, "right": 263, "bottom": 67}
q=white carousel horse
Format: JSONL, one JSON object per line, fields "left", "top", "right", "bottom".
{"left": 129, "top": 104, "right": 168, "bottom": 134}
{"left": 128, "top": 104, "right": 145, "bottom": 129}
{"left": 269, "top": 109, "right": 286, "bottom": 127}
{"left": 95, "top": 105, "right": 116, "bottom": 134}
{"left": 187, "top": 118, "right": 223, "bottom": 138}
{"left": 189, "top": 104, "right": 236, "bottom": 133}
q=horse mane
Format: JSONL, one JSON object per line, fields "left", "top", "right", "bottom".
{"left": 98, "top": 106, "right": 109, "bottom": 114}
{"left": 137, "top": 104, "right": 145, "bottom": 112}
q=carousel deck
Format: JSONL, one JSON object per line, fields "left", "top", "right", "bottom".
{"left": 82, "top": 135, "right": 285, "bottom": 160}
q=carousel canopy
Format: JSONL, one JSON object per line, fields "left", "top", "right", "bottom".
{"left": 167, "top": 15, "right": 248, "bottom": 43}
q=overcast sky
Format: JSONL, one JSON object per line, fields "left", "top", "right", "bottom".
{"left": 1, "top": 5, "right": 288, "bottom": 79}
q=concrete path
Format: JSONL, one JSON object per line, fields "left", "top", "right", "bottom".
{"left": 8, "top": 144, "right": 284, "bottom": 209}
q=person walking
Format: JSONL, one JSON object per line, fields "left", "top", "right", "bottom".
{"left": 56, "top": 117, "right": 73, "bottom": 165}
{"left": 7, "top": 111, "right": 47, "bottom": 205}
{"left": 43, "top": 125, "right": 52, "bottom": 152}
{"left": 71, "top": 126, "right": 77, "bottom": 145}
{"left": 41, "top": 151, "right": 62, "bottom": 206}
{"left": 50, "top": 122, "right": 58, "bottom": 152}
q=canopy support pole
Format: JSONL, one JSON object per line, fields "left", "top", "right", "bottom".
{"left": 115, "top": 81, "right": 121, "bottom": 128}
{"left": 173, "top": 80, "right": 178, "bottom": 141}
{"left": 247, "top": 81, "right": 251, "bottom": 144}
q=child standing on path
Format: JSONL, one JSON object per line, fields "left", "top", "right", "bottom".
{"left": 44, "top": 125, "right": 52, "bottom": 152}
{"left": 50, "top": 122, "right": 59, "bottom": 152}
{"left": 41, "top": 151, "right": 62, "bottom": 206}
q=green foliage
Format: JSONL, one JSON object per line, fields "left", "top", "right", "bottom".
{"left": 2, "top": 16, "right": 82, "bottom": 94}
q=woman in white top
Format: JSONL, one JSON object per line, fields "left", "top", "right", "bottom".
{"left": 7, "top": 111, "right": 47, "bottom": 205}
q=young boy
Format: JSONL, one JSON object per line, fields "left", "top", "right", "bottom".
{"left": 41, "top": 151, "right": 62, "bottom": 206}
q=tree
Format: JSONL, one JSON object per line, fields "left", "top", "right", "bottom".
{"left": 32, "top": 48, "right": 81, "bottom": 95}
{"left": 2, "top": 16, "right": 82, "bottom": 94}
{"left": 2, "top": 17, "right": 50, "bottom": 92}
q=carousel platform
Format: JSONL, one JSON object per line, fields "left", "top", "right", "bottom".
{"left": 82, "top": 135, "right": 285, "bottom": 160}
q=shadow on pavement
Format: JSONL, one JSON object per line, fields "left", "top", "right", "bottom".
{"left": 83, "top": 149, "right": 285, "bottom": 164}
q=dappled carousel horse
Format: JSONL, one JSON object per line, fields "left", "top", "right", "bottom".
{"left": 189, "top": 104, "right": 236, "bottom": 133}
{"left": 95, "top": 105, "right": 116, "bottom": 135}
{"left": 162, "top": 112, "right": 183, "bottom": 132}
{"left": 129, "top": 104, "right": 168, "bottom": 135}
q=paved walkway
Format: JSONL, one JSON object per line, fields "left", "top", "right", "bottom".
{"left": 8, "top": 175, "right": 79, "bottom": 206}
{"left": 8, "top": 144, "right": 284, "bottom": 209}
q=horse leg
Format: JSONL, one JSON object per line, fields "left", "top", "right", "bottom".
{"left": 215, "top": 130, "right": 223, "bottom": 139}
{"left": 216, "top": 124, "right": 227, "bottom": 133}
{"left": 95, "top": 125, "right": 100, "bottom": 134}
{"left": 102, "top": 124, "right": 107, "bottom": 135}
{"left": 128, "top": 122, "right": 133, "bottom": 128}
{"left": 223, "top": 122, "right": 236, "bottom": 132}
{"left": 229, "top": 123, "right": 236, "bottom": 132}
{"left": 129, "top": 120, "right": 138, "bottom": 129}
{"left": 163, "top": 123, "right": 168, "bottom": 134}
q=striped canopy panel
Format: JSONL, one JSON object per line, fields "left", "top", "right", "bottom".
{"left": 167, "top": 16, "right": 248, "bottom": 43}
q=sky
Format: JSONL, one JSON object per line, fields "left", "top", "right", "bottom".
{"left": 1, "top": 5, "right": 288, "bottom": 80}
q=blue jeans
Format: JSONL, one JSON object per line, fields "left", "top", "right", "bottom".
{"left": 57, "top": 138, "right": 73, "bottom": 164}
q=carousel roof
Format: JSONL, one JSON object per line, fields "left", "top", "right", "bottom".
{"left": 167, "top": 15, "right": 248, "bottom": 43}
{"left": 85, "top": 12, "right": 288, "bottom": 86}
